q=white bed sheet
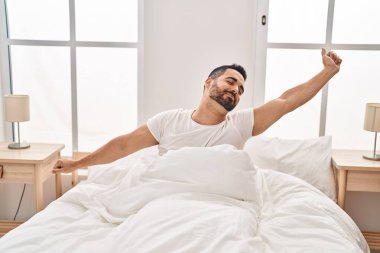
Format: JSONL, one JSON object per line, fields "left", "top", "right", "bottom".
{"left": 0, "top": 146, "right": 369, "bottom": 253}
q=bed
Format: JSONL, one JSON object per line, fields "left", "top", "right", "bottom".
{"left": 0, "top": 137, "right": 370, "bottom": 253}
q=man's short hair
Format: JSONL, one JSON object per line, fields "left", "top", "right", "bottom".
{"left": 208, "top": 64, "right": 247, "bottom": 81}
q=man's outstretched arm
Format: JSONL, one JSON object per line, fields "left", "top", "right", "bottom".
{"left": 52, "top": 124, "right": 158, "bottom": 174}
{"left": 252, "top": 48, "right": 342, "bottom": 136}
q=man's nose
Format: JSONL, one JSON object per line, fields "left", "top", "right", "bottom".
{"left": 231, "top": 86, "right": 238, "bottom": 94}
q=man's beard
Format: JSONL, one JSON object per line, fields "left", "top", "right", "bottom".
{"left": 209, "top": 83, "right": 237, "bottom": 111}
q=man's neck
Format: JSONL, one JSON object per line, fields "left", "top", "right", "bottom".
{"left": 192, "top": 104, "right": 227, "bottom": 125}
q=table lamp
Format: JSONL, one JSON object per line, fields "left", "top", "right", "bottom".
{"left": 363, "top": 103, "right": 380, "bottom": 161}
{"left": 4, "top": 94, "right": 30, "bottom": 149}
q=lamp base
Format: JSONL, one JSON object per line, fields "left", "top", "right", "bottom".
{"left": 363, "top": 154, "right": 380, "bottom": 161}
{"left": 8, "top": 142, "right": 30, "bottom": 149}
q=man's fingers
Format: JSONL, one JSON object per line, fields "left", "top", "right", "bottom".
{"left": 52, "top": 159, "right": 64, "bottom": 174}
{"left": 323, "top": 49, "right": 342, "bottom": 66}
{"left": 53, "top": 165, "right": 62, "bottom": 170}
{"left": 52, "top": 167, "right": 68, "bottom": 174}
{"left": 54, "top": 160, "right": 63, "bottom": 168}
{"left": 328, "top": 50, "right": 336, "bottom": 59}
{"left": 321, "top": 48, "right": 327, "bottom": 56}
{"left": 52, "top": 169, "right": 62, "bottom": 174}
{"left": 331, "top": 51, "right": 342, "bottom": 65}
{"left": 52, "top": 159, "right": 76, "bottom": 174}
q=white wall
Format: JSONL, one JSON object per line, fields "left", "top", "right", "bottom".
{"left": 142, "top": 0, "right": 256, "bottom": 122}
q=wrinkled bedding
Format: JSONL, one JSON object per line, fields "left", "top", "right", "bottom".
{"left": 0, "top": 145, "right": 369, "bottom": 253}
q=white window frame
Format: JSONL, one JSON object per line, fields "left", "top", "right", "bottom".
{"left": 0, "top": 0, "right": 144, "bottom": 152}
{"left": 253, "top": 0, "right": 380, "bottom": 137}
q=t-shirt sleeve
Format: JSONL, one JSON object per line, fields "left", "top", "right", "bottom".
{"left": 146, "top": 110, "right": 174, "bottom": 143}
{"left": 229, "top": 108, "right": 254, "bottom": 141}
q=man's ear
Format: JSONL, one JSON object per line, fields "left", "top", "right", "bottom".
{"left": 204, "top": 77, "right": 213, "bottom": 90}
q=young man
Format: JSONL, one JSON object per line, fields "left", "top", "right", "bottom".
{"left": 53, "top": 48, "right": 342, "bottom": 174}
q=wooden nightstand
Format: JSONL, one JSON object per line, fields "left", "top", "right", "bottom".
{"left": 332, "top": 149, "right": 380, "bottom": 250}
{"left": 0, "top": 142, "right": 64, "bottom": 236}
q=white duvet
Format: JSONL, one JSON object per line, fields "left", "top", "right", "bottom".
{"left": 0, "top": 145, "right": 369, "bottom": 253}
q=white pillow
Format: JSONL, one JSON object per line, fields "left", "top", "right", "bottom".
{"left": 243, "top": 135, "right": 336, "bottom": 201}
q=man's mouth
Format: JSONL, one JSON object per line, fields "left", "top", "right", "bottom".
{"left": 224, "top": 92, "right": 235, "bottom": 100}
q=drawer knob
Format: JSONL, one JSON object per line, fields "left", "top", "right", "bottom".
{"left": 0, "top": 165, "right": 3, "bottom": 179}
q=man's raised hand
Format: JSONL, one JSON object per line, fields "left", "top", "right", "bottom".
{"left": 321, "top": 48, "right": 342, "bottom": 73}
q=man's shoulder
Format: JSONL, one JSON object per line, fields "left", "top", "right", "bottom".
{"left": 228, "top": 108, "right": 253, "bottom": 118}
{"left": 228, "top": 108, "right": 254, "bottom": 126}
{"left": 227, "top": 108, "right": 254, "bottom": 138}
{"left": 151, "top": 108, "right": 192, "bottom": 120}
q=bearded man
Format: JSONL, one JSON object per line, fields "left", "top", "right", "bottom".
{"left": 53, "top": 48, "right": 342, "bottom": 173}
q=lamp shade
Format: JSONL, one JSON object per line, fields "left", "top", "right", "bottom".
{"left": 364, "top": 103, "right": 380, "bottom": 132}
{"left": 4, "top": 95, "right": 30, "bottom": 122}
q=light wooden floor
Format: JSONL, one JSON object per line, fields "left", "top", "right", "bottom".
{"left": 363, "top": 232, "right": 380, "bottom": 251}
{"left": 0, "top": 220, "right": 23, "bottom": 237}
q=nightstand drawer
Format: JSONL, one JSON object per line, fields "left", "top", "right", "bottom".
{"left": 347, "top": 171, "right": 380, "bottom": 192}
{"left": 0, "top": 163, "right": 35, "bottom": 184}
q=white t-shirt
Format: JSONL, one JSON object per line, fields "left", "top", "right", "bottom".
{"left": 147, "top": 108, "right": 254, "bottom": 155}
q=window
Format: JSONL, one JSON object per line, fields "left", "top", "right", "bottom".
{"left": 264, "top": 49, "right": 322, "bottom": 138}
{"left": 0, "top": 0, "right": 140, "bottom": 156}
{"left": 76, "top": 47, "right": 137, "bottom": 151}
{"left": 267, "top": 0, "right": 328, "bottom": 44}
{"left": 75, "top": 0, "right": 137, "bottom": 42}
{"left": 255, "top": 0, "right": 380, "bottom": 149}
{"left": 6, "top": 0, "right": 70, "bottom": 40}
{"left": 326, "top": 50, "right": 380, "bottom": 149}
{"left": 10, "top": 46, "right": 72, "bottom": 151}
{"left": 332, "top": 0, "right": 380, "bottom": 44}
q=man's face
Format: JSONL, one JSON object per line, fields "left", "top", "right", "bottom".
{"left": 208, "top": 69, "right": 245, "bottom": 112}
